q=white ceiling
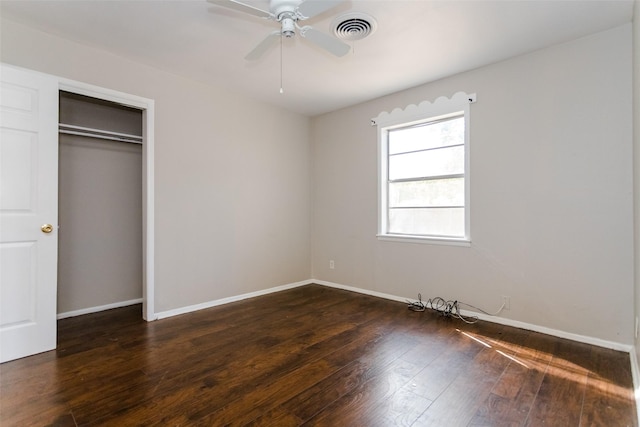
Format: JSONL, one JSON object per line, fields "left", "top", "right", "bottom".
{"left": 0, "top": 0, "right": 634, "bottom": 116}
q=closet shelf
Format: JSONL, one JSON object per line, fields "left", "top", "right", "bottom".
{"left": 59, "top": 123, "right": 143, "bottom": 144}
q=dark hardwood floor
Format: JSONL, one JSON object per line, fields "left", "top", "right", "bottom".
{"left": 1, "top": 284, "right": 637, "bottom": 426}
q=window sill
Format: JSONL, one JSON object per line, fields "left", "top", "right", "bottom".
{"left": 377, "top": 234, "right": 471, "bottom": 247}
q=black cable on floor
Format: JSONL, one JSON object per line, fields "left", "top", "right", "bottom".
{"left": 407, "top": 295, "right": 506, "bottom": 324}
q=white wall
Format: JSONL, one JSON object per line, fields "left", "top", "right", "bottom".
{"left": 0, "top": 18, "right": 312, "bottom": 313}
{"left": 312, "top": 25, "right": 634, "bottom": 344}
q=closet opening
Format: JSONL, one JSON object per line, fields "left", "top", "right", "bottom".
{"left": 57, "top": 91, "right": 146, "bottom": 320}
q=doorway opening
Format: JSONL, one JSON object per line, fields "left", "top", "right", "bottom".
{"left": 58, "top": 81, "right": 155, "bottom": 321}
{"left": 57, "top": 91, "right": 143, "bottom": 318}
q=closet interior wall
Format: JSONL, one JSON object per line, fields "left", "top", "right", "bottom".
{"left": 58, "top": 91, "right": 143, "bottom": 315}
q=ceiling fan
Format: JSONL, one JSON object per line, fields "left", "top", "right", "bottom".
{"left": 207, "top": 0, "right": 351, "bottom": 60}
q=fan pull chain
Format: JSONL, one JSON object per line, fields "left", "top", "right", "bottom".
{"left": 279, "top": 34, "right": 284, "bottom": 94}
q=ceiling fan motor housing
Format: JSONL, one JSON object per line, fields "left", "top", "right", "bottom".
{"left": 272, "top": 0, "right": 303, "bottom": 19}
{"left": 281, "top": 16, "right": 296, "bottom": 37}
{"left": 272, "top": 0, "right": 303, "bottom": 37}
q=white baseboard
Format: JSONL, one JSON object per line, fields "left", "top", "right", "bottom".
{"left": 630, "top": 347, "right": 640, "bottom": 426}
{"left": 57, "top": 298, "right": 143, "bottom": 319}
{"left": 314, "top": 279, "right": 632, "bottom": 352}
{"left": 155, "top": 280, "right": 313, "bottom": 320}
{"left": 463, "top": 307, "right": 632, "bottom": 353}
{"left": 149, "top": 277, "right": 632, "bottom": 352}
{"left": 313, "top": 280, "right": 409, "bottom": 304}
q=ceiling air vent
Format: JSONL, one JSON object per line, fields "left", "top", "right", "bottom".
{"left": 332, "top": 12, "right": 377, "bottom": 41}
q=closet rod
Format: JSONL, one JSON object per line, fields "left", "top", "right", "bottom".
{"left": 59, "top": 129, "right": 142, "bottom": 144}
{"left": 59, "top": 123, "right": 143, "bottom": 144}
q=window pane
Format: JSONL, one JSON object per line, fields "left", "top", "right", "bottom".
{"left": 389, "top": 115, "right": 464, "bottom": 155}
{"left": 389, "top": 208, "right": 465, "bottom": 237}
{"left": 389, "top": 145, "right": 464, "bottom": 181}
{"left": 389, "top": 178, "right": 464, "bottom": 208}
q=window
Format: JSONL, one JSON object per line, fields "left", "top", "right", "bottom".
{"left": 375, "top": 92, "right": 474, "bottom": 245}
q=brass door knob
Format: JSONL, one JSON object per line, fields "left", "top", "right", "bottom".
{"left": 41, "top": 224, "right": 53, "bottom": 233}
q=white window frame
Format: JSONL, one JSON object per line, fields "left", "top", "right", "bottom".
{"left": 374, "top": 92, "right": 475, "bottom": 246}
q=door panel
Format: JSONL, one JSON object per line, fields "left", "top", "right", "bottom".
{"left": 0, "top": 64, "right": 58, "bottom": 363}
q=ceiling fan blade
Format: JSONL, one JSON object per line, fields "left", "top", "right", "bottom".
{"left": 301, "top": 27, "right": 350, "bottom": 57}
{"left": 245, "top": 31, "right": 281, "bottom": 61}
{"left": 297, "top": 0, "right": 345, "bottom": 19}
{"left": 207, "top": 0, "right": 272, "bottom": 19}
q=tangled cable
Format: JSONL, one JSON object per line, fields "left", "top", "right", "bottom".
{"left": 407, "top": 293, "right": 505, "bottom": 324}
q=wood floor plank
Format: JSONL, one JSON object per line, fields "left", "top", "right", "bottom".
{"left": 1, "top": 284, "right": 636, "bottom": 426}
{"left": 1, "top": 401, "right": 74, "bottom": 427}
{"left": 402, "top": 326, "right": 491, "bottom": 403}
{"left": 413, "top": 340, "right": 511, "bottom": 426}
{"left": 288, "top": 333, "right": 419, "bottom": 422}
{"left": 523, "top": 366, "right": 586, "bottom": 426}
{"left": 579, "top": 347, "right": 636, "bottom": 426}
{"left": 469, "top": 357, "right": 547, "bottom": 427}
{"left": 466, "top": 328, "right": 557, "bottom": 426}
{"left": 523, "top": 338, "right": 591, "bottom": 426}
{"left": 47, "top": 412, "right": 77, "bottom": 427}
{"left": 192, "top": 358, "right": 334, "bottom": 426}
{"left": 244, "top": 407, "right": 303, "bottom": 427}
{"left": 362, "top": 387, "right": 433, "bottom": 427}
{"left": 302, "top": 356, "right": 425, "bottom": 426}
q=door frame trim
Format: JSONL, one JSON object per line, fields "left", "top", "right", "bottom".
{"left": 59, "top": 78, "right": 157, "bottom": 321}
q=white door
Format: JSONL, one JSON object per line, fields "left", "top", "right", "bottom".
{"left": 0, "top": 64, "right": 59, "bottom": 363}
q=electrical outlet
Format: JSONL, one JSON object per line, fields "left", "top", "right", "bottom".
{"left": 502, "top": 295, "right": 510, "bottom": 311}
{"left": 329, "top": 260, "right": 335, "bottom": 269}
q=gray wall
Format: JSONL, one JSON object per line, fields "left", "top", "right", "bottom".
{"left": 58, "top": 136, "right": 143, "bottom": 313}
{"left": 311, "top": 24, "right": 634, "bottom": 344}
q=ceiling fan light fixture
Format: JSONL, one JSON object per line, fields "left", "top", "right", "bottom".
{"left": 332, "top": 12, "right": 377, "bottom": 42}
{"left": 281, "top": 16, "right": 296, "bottom": 37}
